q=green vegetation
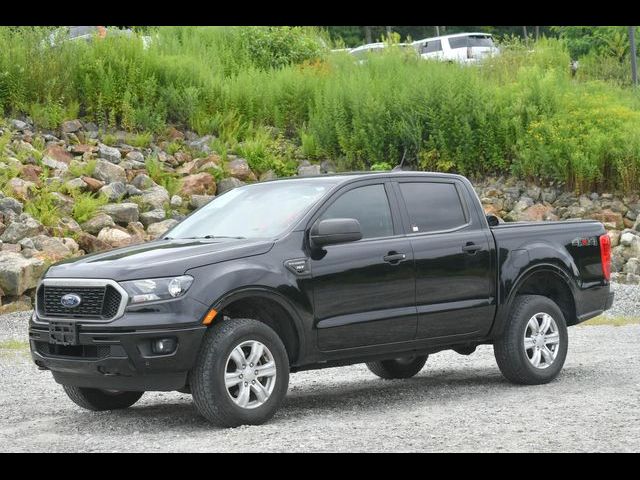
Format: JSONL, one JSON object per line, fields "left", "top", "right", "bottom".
{"left": 235, "top": 127, "right": 297, "bottom": 177}
{"left": 0, "top": 339, "right": 28, "bottom": 350}
{"left": 27, "top": 99, "right": 79, "bottom": 130}
{"left": 1, "top": 27, "right": 640, "bottom": 193}
{"left": 0, "top": 163, "right": 20, "bottom": 186}
{"left": 125, "top": 131, "right": 153, "bottom": 148}
{"left": 71, "top": 190, "right": 109, "bottom": 224}
{"left": 24, "top": 186, "right": 61, "bottom": 227}
{"left": 68, "top": 159, "right": 96, "bottom": 178}
{"left": 145, "top": 155, "right": 181, "bottom": 196}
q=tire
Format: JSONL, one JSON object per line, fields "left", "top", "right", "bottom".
{"left": 494, "top": 294, "right": 568, "bottom": 385}
{"left": 62, "top": 386, "right": 143, "bottom": 411}
{"left": 191, "top": 318, "right": 290, "bottom": 428}
{"left": 366, "top": 355, "right": 428, "bottom": 379}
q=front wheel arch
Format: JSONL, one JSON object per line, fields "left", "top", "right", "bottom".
{"left": 208, "top": 288, "right": 307, "bottom": 366}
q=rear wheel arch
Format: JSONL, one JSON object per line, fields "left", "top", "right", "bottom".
{"left": 496, "top": 264, "right": 578, "bottom": 335}
{"left": 208, "top": 288, "right": 306, "bottom": 366}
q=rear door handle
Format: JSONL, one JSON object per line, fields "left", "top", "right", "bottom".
{"left": 462, "top": 243, "right": 482, "bottom": 254}
{"left": 383, "top": 252, "right": 407, "bottom": 264}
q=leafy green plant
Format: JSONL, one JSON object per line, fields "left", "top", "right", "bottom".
{"left": 145, "top": 155, "right": 181, "bottom": 196}
{"left": 28, "top": 99, "right": 79, "bottom": 130}
{"left": 370, "top": 161, "right": 392, "bottom": 171}
{"left": 125, "top": 131, "right": 153, "bottom": 148}
{"left": 0, "top": 163, "right": 21, "bottom": 193}
{"left": 70, "top": 190, "right": 109, "bottom": 224}
{"left": 300, "top": 130, "right": 319, "bottom": 159}
{"left": 24, "top": 186, "right": 61, "bottom": 227}
{"left": 101, "top": 133, "right": 118, "bottom": 146}
{"left": 0, "top": 129, "right": 12, "bottom": 154}
{"left": 166, "top": 140, "right": 183, "bottom": 155}
{"left": 68, "top": 159, "right": 96, "bottom": 178}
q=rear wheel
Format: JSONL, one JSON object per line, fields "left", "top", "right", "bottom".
{"left": 494, "top": 295, "right": 568, "bottom": 385}
{"left": 62, "top": 386, "right": 143, "bottom": 411}
{"left": 366, "top": 355, "right": 428, "bottom": 379}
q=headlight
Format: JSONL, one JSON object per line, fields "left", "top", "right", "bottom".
{"left": 120, "top": 275, "right": 194, "bottom": 304}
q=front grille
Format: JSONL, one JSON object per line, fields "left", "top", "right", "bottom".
{"left": 35, "top": 342, "right": 111, "bottom": 359}
{"left": 102, "top": 287, "right": 122, "bottom": 318}
{"left": 38, "top": 284, "right": 123, "bottom": 320}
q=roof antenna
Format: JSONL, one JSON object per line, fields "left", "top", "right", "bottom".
{"left": 392, "top": 148, "right": 407, "bottom": 171}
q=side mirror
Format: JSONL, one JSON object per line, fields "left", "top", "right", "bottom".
{"left": 310, "top": 218, "right": 363, "bottom": 247}
{"left": 486, "top": 214, "right": 500, "bottom": 227}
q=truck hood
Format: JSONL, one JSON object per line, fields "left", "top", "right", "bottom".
{"left": 45, "top": 238, "right": 275, "bottom": 281}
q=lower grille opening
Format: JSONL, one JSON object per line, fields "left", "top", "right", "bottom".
{"left": 36, "top": 342, "right": 110, "bottom": 359}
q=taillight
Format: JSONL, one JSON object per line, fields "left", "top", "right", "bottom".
{"left": 599, "top": 233, "right": 611, "bottom": 281}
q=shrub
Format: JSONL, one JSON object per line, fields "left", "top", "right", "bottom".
{"left": 71, "top": 190, "right": 109, "bottom": 224}
{"left": 24, "top": 186, "right": 61, "bottom": 227}
{"left": 371, "top": 161, "right": 393, "bottom": 171}
{"left": 125, "top": 131, "right": 153, "bottom": 148}
{"left": 145, "top": 155, "right": 181, "bottom": 196}
{"left": 236, "top": 127, "right": 297, "bottom": 176}
{"left": 68, "top": 159, "right": 96, "bottom": 178}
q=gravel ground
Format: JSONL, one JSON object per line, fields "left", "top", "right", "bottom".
{"left": 602, "top": 282, "right": 640, "bottom": 318}
{"left": 1, "top": 300, "right": 639, "bottom": 453}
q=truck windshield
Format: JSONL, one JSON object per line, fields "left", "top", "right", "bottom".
{"left": 165, "top": 179, "right": 339, "bottom": 240}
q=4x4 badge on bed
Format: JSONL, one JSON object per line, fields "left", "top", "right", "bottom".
{"left": 572, "top": 237, "right": 598, "bottom": 247}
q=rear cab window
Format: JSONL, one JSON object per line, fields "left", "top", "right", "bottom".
{"left": 398, "top": 182, "right": 468, "bottom": 234}
{"left": 448, "top": 35, "right": 495, "bottom": 49}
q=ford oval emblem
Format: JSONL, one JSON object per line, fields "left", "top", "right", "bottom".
{"left": 60, "top": 293, "right": 82, "bottom": 308}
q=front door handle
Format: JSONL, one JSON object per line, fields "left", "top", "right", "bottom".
{"left": 462, "top": 243, "right": 482, "bottom": 254}
{"left": 383, "top": 252, "right": 407, "bottom": 264}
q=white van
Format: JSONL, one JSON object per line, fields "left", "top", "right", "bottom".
{"left": 349, "top": 42, "right": 387, "bottom": 58}
{"left": 412, "top": 33, "right": 499, "bottom": 64}
{"left": 347, "top": 42, "right": 414, "bottom": 64}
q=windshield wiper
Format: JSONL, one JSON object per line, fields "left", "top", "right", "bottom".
{"left": 188, "top": 235, "right": 247, "bottom": 240}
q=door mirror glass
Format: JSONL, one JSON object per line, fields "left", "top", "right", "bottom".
{"left": 310, "top": 218, "right": 363, "bottom": 247}
{"left": 486, "top": 214, "right": 500, "bottom": 226}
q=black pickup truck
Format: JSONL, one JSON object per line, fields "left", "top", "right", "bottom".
{"left": 29, "top": 172, "right": 614, "bottom": 427}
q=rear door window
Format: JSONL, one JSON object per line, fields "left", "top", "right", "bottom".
{"left": 399, "top": 182, "right": 467, "bottom": 233}
{"left": 422, "top": 40, "right": 442, "bottom": 54}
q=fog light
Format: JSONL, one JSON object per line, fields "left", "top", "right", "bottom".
{"left": 151, "top": 338, "right": 177, "bottom": 355}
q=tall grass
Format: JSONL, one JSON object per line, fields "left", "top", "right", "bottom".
{"left": 1, "top": 27, "right": 640, "bottom": 192}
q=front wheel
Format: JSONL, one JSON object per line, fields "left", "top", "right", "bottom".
{"left": 62, "top": 386, "right": 143, "bottom": 411}
{"left": 191, "top": 318, "right": 290, "bottom": 428}
{"left": 494, "top": 295, "right": 568, "bottom": 385}
{"left": 366, "top": 355, "right": 428, "bottom": 379}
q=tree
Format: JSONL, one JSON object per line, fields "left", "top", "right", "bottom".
{"left": 364, "top": 26, "right": 372, "bottom": 44}
{"left": 630, "top": 26, "right": 638, "bottom": 86}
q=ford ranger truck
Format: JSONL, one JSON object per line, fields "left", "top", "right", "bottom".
{"left": 29, "top": 172, "right": 614, "bottom": 427}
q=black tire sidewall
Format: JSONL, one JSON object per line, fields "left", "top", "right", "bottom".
{"left": 367, "top": 355, "right": 428, "bottom": 379}
{"left": 507, "top": 296, "right": 568, "bottom": 383}
{"left": 63, "top": 385, "right": 143, "bottom": 410}
{"left": 194, "top": 320, "right": 289, "bottom": 426}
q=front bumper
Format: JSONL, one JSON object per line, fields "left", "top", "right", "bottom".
{"left": 29, "top": 316, "right": 207, "bottom": 391}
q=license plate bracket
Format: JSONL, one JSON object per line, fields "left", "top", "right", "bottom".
{"left": 49, "top": 321, "right": 78, "bottom": 346}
